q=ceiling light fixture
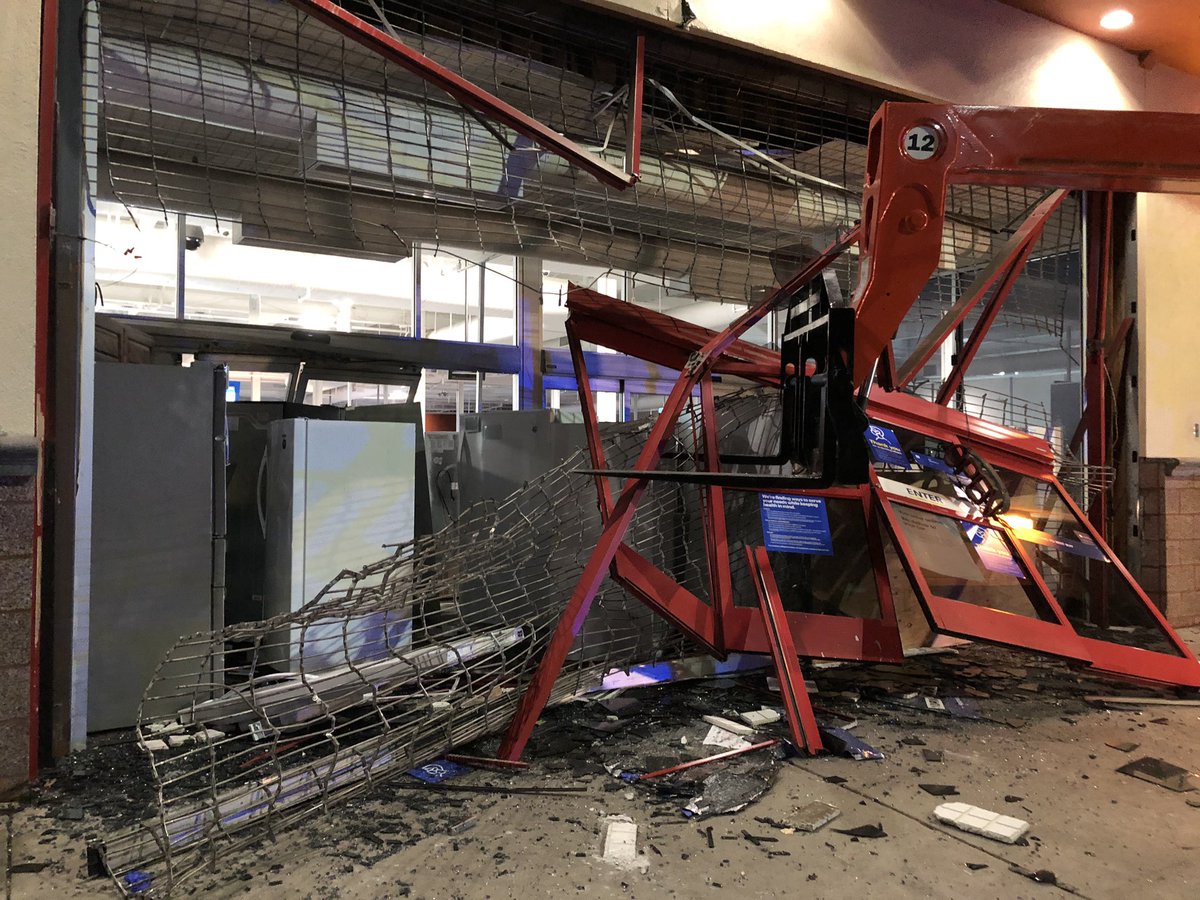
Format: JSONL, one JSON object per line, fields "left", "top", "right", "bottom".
{"left": 1099, "top": 9, "right": 1134, "bottom": 30}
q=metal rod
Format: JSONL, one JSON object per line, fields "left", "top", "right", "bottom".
{"left": 411, "top": 244, "right": 422, "bottom": 339}
{"left": 638, "top": 740, "right": 780, "bottom": 780}
{"left": 444, "top": 754, "right": 530, "bottom": 771}
{"left": 175, "top": 213, "right": 186, "bottom": 320}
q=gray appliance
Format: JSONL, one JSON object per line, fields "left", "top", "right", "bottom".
{"left": 455, "top": 409, "right": 587, "bottom": 512}
{"left": 88, "top": 362, "right": 225, "bottom": 731}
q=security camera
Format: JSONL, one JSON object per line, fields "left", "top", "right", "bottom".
{"left": 185, "top": 224, "right": 205, "bottom": 251}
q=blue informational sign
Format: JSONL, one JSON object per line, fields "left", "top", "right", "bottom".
{"left": 911, "top": 451, "right": 954, "bottom": 475}
{"left": 864, "top": 424, "right": 909, "bottom": 468}
{"left": 759, "top": 494, "right": 834, "bottom": 555}
{"left": 407, "top": 759, "right": 470, "bottom": 784}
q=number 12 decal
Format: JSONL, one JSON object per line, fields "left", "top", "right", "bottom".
{"left": 902, "top": 124, "right": 941, "bottom": 161}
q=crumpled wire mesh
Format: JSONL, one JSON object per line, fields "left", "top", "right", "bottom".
{"left": 99, "top": 391, "right": 786, "bottom": 895}
{"left": 95, "top": 0, "right": 1078, "bottom": 330}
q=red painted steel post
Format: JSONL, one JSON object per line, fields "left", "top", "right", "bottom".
{"left": 567, "top": 320, "right": 614, "bottom": 518}
{"left": 498, "top": 480, "right": 653, "bottom": 760}
{"left": 627, "top": 34, "right": 644, "bottom": 178}
{"left": 699, "top": 377, "right": 732, "bottom": 650}
{"left": 745, "top": 546, "right": 823, "bottom": 754}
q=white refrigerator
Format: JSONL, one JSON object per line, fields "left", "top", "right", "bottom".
{"left": 264, "top": 418, "right": 417, "bottom": 672}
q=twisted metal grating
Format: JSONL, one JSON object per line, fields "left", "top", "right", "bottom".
{"left": 100, "top": 392, "right": 782, "bottom": 893}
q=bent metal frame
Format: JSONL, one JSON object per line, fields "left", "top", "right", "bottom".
{"left": 496, "top": 103, "right": 1200, "bottom": 761}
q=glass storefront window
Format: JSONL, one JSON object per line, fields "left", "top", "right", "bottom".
{"left": 421, "top": 246, "right": 516, "bottom": 344}
{"left": 94, "top": 202, "right": 179, "bottom": 319}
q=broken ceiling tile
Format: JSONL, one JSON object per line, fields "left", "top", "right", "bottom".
{"left": 1116, "top": 756, "right": 1200, "bottom": 793}
{"left": 790, "top": 801, "right": 841, "bottom": 832}
{"left": 933, "top": 802, "right": 1030, "bottom": 844}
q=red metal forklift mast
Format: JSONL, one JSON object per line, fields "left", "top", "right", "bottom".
{"left": 852, "top": 104, "right": 1200, "bottom": 387}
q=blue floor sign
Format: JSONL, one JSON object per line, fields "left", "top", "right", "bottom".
{"left": 759, "top": 493, "right": 834, "bottom": 555}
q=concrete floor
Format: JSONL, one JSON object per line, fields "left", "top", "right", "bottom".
{"left": 5, "top": 630, "right": 1200, "bottom": 899}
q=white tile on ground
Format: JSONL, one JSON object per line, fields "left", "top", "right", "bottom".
{"left": 933, "top": 801, "right": 1030, "bottom": 844}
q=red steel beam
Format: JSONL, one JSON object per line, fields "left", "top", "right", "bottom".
{"left": 285, "top": 0, "right": 636, "bottom": 190}
{"left": 698, "top": 378, "right": 732, "bottom": 649}
{"left": 1067, "top": 314, "right": 1134, "bottom": 456}
{"left": 745, "top": 546, "right": 823, "bottom": 754}
{"left": 627, "top": 34, "right": 644, "bottom": 178}
{"left": 566, "top": 320, "right": 615, "bottom": 518}
{"left": 853, "top": 104, "right": 1200, "bottom": 385}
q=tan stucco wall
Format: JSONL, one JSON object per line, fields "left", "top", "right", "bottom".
{"left": 0, "top": 2, "right": 41, "bottom": 439}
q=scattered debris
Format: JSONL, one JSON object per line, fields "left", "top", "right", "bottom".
{"left": 832, "top": 823, "right": 886, "bottom": 839}
{"left": 932, "top": 697, "right": 980, "bottom": 718}
{"left": 922, "top": 749, "right": 944, "bottom": 763}
{"left": 444, "top": 754, "right": 529, "bottom": 771}
{"left": 933, "top": 802, "right": 1029, "bottom": 844}
{"left": 684, "top": 770, "right": 775, "bottom": 818}
{"left": 740, "top": 829, "right": 778, "bottom": 846}
{"left": 819, "top": 726, "right": 884, "bottom": 761}
{"left": 639, "top": 740, "right": 780, "bottom": 780}
{"left": 1011, "top": 864, "right": 1069, "bottom": 888}
{"left": 1086, "top": 696, "right": 1200, "bottom": 707}
{"left": 600, "top": 816, "right": 645, "bottom": 870}
{"left": 966, "top": 862, "right": 989, "bottom": 871}
{"left": 918, "top": 784, "right": 959, "bottom": 797}
{"left": 1116, "top": 757, "right": 1199, "bottom": 793}
{"left": 1105, "top": 740, "right": 1140, "bottom": 753}
{"left": 449, "top": 816, "right": 478, "bottom": 835}
{"left": 1003, "top": 795, "right": 1023, "bottom": 804}
{"left": 702, "top": 715, "right": 756, "bottom": 737}
{"left": 739, "top": 708, "right": 781, "bottom": 728}
{"left": 703, "top": 724, "right": 751, "bottom": 751}
{"left": 10, "top": 862, "right": 49, "bottom": 874}
{"left": 597, "top": 694, "right": 642, "bottom": 716}
{"left": 789, "top": 801, "right": 841, "bottom": 832}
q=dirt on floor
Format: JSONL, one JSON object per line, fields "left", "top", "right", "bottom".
{"left": 5, "top": 629, "right": 1200, "bottom": 900}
